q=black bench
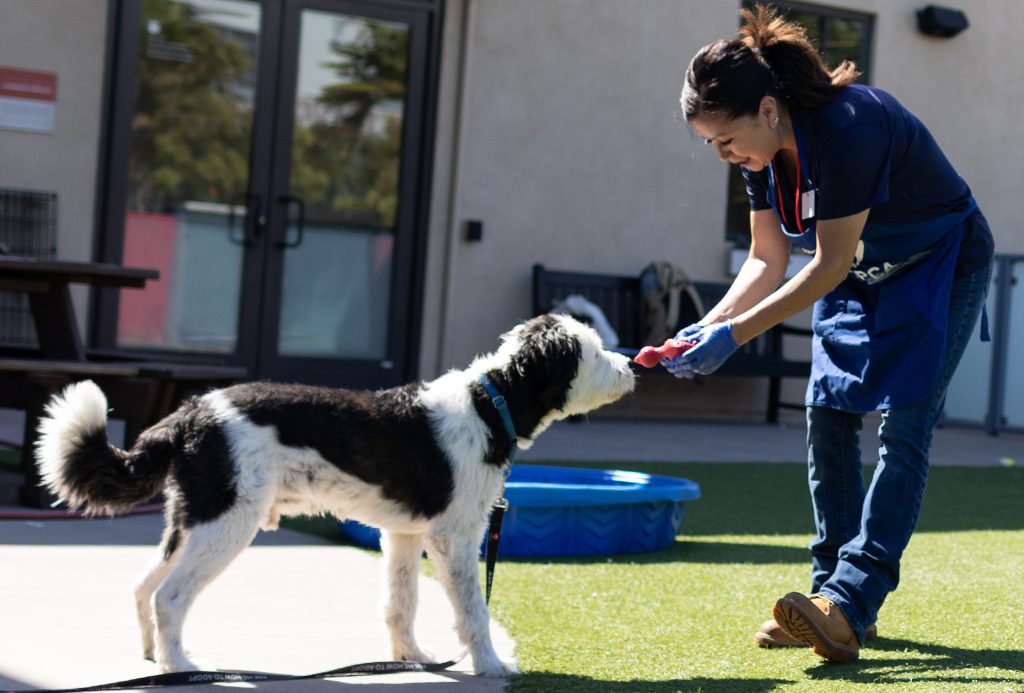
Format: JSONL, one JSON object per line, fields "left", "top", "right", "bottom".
{"left": 532, "top": 263, "right": 812, "bottom": 423}
{"left": 0, "top": 357, "right": 246, "bottom": 507}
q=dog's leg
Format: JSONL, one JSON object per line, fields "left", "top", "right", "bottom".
{"left": 380, "top": 531, "right": 432, "bottom": 663}
{"left": 135, "top": 525, "right": 181, "bottom": 661}
{"left": 151, "top": 509, "right": 260, "bottom": 672}
{"left": 425, "top": 532, "right": 516, "bottom": 677}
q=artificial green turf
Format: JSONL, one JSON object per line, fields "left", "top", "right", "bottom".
{"left": 280, "top": 460, "right": 1024, "bottom": 691}
{"left": 491, "top": 461, "right": 1024, "bottom": 693}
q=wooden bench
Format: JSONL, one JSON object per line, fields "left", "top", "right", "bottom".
{"left": 532, "top": 263, "right": 812, "bottom": 423}
{"left": 0, "top": 357, "right": 246, "bottom": 507}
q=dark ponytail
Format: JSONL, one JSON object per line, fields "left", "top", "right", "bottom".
{"left": 681, "top": 4, "right": 860, "bottom": 121}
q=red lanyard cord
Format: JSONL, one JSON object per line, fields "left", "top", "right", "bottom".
{"left": 772, "top": 155, "right": 804, "bottom": 234}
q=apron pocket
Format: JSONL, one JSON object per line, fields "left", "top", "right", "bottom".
{"left": 873, "top": 258, "right": 944, "bottom": 336}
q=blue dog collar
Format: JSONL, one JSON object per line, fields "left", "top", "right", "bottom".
{"left": 477, "top": 374, "right": 517, "bottom": 465}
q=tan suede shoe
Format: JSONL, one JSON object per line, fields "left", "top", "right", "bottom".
{"left": 772, "top": 593, "right": 860, "bottom": 662}
{"left": 755, "top": 618, "right": 806, "bottom": 648}
{"left": 755, "top": 617, "right": 877, "bottom": 649}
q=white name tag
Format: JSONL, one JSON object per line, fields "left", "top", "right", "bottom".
{"left": 801, "top": 189, "right": 816, "bottom": 220}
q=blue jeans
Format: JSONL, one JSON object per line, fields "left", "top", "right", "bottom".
{"left": 805, "top": 259, "right": 992, "bottom": 643}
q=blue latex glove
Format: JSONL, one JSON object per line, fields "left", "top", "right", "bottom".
{"left": 660, "top": 322, "right": 705, "bottom": 377}
{"left": 673, "top": 323, "right": 704, "bottom": 341}
{"left": 664, "top": 321, "right": 739, "bottom": 378}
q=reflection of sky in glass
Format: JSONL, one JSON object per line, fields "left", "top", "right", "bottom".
{"left": 189, "top": 0, "right": 261, "bottom": 33}
{"left": 298, "top": 12, "right": 362, "bottom": 99}
{"left": 298, "top": 12, "right": 405, "bottom": 98}
{"left": 294, "top": 11, "right": 406, "bottom": 129}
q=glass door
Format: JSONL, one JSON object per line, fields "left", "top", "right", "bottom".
{"left": 99, "top": 0, "right": 438, "bottom": 388}
{"left": 258, "top": 1, "right": 428, "bottom": 386}
{"left": 113, "top": 0, "right": 264, "bottom": 355}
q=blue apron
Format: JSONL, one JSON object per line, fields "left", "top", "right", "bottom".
{"left": 766, "top": 130, "right": 979, "bottom": 413}
{"left": 806, "top": 210, "right": 972, "bottom": 412}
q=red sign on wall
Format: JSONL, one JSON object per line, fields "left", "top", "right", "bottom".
{"left": 0, "top": 66, "right": 58, "bottom": 133}
{"left": 0, "top": 67, "right": 58, "bottom": 101}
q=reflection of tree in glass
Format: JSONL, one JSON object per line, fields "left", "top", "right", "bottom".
{"left": 291, "top": 23, "right": 408, "bottom": 231}
{"left": 128, "top": 0, "right": 254, "bottom": 212}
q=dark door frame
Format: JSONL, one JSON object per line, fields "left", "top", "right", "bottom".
{"left": 91, "top": 0, "right": 443, "bottom": 388}
{"left": 257, "top": 0, "right": 435, "bottom": 387}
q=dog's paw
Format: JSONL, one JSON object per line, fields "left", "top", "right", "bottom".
{"left": 393, "top": 645, "right": 435, "bottom": 664}
{"left": 473, "top": 655, "right": 518, "bottom": 677}
{"left": 156, "top": 651, "right": 203, "bottom": 673}
{"left": 157, "top": 660, "right": 197, "bottom": 673}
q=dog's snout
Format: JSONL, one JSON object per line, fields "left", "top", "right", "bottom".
{"left": 609, "top": 351, "right": 637, "bottom": 391}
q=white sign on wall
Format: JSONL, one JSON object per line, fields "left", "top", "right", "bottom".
{"left": 0, "top": 66, "right": 58, "bottom": 134}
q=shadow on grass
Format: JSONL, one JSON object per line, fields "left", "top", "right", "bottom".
{"left": 804, "top": 637, "right": 1024, "bottom": 686}
{"left": 505, "top": 538, "right": 807, "bottom": 566}
{"left": 509, "top": 673, "right": 793, "bottom": 693}
{"left": 668, "top": 539, "right": 807, "bottom": 564}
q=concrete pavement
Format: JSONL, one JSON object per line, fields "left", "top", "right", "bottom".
{"left": 0, "top": 511, "right": 513, "bottom": 693}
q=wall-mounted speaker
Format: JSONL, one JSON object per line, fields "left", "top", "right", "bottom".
{"left": 916, "top": 5, "right": 969, "bottom": 38}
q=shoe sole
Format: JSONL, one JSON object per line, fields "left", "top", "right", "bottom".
{"left": 772, "top": 595, "right": 859, "bottom": 663}
{"left": 754, "top": 620, "right": 875, "bottom": 649}
{"left": 754, "top": 631, "right": 807, "bottom": 649}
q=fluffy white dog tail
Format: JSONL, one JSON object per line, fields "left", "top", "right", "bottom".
{"left": 35, "top": 380, "right": 174, "bottom": 514}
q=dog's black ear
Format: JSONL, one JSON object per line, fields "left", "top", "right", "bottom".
{"left": 504, "top": 315, "right": 581, "bottom": 411}
{"left": 497, "top": 321, "right": 530, "bottom": 350}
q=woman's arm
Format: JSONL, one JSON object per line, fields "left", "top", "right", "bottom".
{"left": 730, "top": 208, "right": 869, "bottom": 345}
{"left": 701, "top": 209, "right": 792, "bottom": 325}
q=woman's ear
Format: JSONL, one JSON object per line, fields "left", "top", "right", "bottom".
{"left": 759, "top": 95, "right": 779, "bottom": 127}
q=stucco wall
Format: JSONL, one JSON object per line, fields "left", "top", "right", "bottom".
{"left": 0, "top": 0, "right": 109, "bottom": 328}
{"left": 426, "top": 0, "right": 739, "bottom": 377}
{"left": 423, "top": 0, "right": 1022, "bottom": 407}
{"left": 864, "top": 0, "right": 1023, "bottom": 252}
{"left": 0, "top": 0, "right": 108, "bottom": 260}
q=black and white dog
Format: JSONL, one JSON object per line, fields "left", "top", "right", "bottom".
{"left": 35, "top": 314, "right": 635, "bottom": 676}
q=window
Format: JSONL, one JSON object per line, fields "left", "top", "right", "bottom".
{"left": 724, "top": 2, "right": 874, "bottom": 244}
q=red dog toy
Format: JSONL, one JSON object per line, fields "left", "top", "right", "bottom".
{"left": 633, "top": 339, "right": 697, "bottom": 368}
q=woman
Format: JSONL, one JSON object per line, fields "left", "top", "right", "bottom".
{"left": 666, "top": 5, "right": 994, "bottom": 662}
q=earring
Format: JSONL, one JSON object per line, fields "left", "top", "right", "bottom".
{"left": 774, "top": 115, "right": 780, "bottom": 126}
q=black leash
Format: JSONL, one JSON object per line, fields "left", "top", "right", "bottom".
{"left": 3, "top": 658, "right": 462, "bottom": 693}
{"left": 5, "top": 381, "right": 517, "bottom": 693}
{"left": 485, "top": 496, "right": 507, "bottom": 604}
{"left": 477, "top": 373, "right": 516, "bottom": 604}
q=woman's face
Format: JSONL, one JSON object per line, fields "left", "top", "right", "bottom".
{"left": 690, "top": 110, "right": 778, "bottom": 172}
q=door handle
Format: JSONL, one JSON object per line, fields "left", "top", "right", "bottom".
{"left": 228, "top": 193, "right": 266, "bottom": 247}
{"left": 276, "top": 195, "right": 306, "bottom": 249}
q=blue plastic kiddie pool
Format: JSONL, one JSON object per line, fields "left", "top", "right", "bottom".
{"left": 338, "top": 465, "right": 701, "bottom": 558}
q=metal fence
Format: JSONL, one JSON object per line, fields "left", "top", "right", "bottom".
{"left": 0, "top": 188, "right": 57, "bottom": 346}
{"left": 944, "top": 253, "right": 1024, "bottom": 435}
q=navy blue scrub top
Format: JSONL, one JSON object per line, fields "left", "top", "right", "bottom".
{"left": 742, "top": 84, "right": 993, "bottom": 412}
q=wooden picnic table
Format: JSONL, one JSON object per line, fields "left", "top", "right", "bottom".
{"left": 0, "top": 255, "right": 247, "bottom": 507}
{"left": 0, "top": 255, "right": 160, "bottom": 361}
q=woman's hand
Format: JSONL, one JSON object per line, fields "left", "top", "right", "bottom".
{"left": 664, "top": 321, "right": 739, "bottom": 377}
